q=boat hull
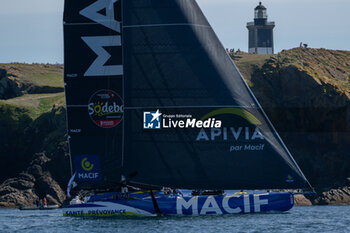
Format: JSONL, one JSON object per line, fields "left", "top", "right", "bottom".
{"left": 62, "top": 191, "right": 294, "bottom": 216}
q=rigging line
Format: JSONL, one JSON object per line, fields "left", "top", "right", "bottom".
{"left": 121, "top": 0, "right": 125, "bottom": 168}
{"left": 67, "top": 136, "right": 74, "bottom": 176}
{"left": 66, "top": 105, "right": 88, "bottom": 107}
{"left": 150, "top": 190, "right": 162, "bottom": 216}
{"left": 124, "top": 105, "right": 254, "bottom": 110}
{"left": 64, "top": 22, "right": 113, "bottom": 26}
{"left": 123, "top": 23, "right": 210, "bottom": 28}
{"left": 62, "top": 30, "right": 74, "bottom": 177}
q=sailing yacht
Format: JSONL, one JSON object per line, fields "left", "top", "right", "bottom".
{"left": 62, "top": 0, "right": 311, "bottom": 216}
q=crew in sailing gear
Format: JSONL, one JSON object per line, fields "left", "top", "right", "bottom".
{"left": 161, "top": 187, "right": 172, "bottom": 195}
{"left": 120, "top": 176, "right": 129, "bottom": 199}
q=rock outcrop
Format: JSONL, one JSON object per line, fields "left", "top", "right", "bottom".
{"left": 294, "top": 194, "right": 313, "bottom": 206}
{"left": 0, "top": 69, "right": 22, "bottom": 99}
{"left": 0, "top": 107, "right": 70, "bottom": 207}
{"left": 245, "top": 48, "right": 350, "bottom": 204}
{"left": 0, "top": 151, "right": 67, "bottom": 208}
{"left": 312, "top": 187, "right": 350, "bottom": 205}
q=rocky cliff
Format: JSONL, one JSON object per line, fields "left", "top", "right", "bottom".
{"left": 0, "top": 106, "right": 70, "bottom": 208}
{"left": 0, "top": 63, "right": 68, "bottom": 207}
{"left": 0, "top": 107, "right": 70, "bottom": 207}
{"left": 0, "top": 48, "right": 349, "bottom": 207}
{"left": 235, "top": 48, "right": 350, "bottom": 204}
{"left": 0, "top": 69, "right": 22, "bottom": 99}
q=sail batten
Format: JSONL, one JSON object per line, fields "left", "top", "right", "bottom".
{"left": 124, "top": 105, "right": 254, "bottom": 110}
{"left": 124, "top": 24, "right": 211, "bottom": 28}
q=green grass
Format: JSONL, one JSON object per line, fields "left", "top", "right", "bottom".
{"left": 0, "top": 93, "right": 65, "bottom": 119}
{"left": 0, "top": 63, "right": 65, "bottom": 119}
{"left": 233, "top": 48, "right": 350, "bottom": 94}
{"left": 0, "top": 63, "right": 63, "bottom": 88}
{"left": 275, "top": 48, "right": 350, "bottom": 93}
{"left": 233, "top": 53, "right": 274, "bottom": 85}
{"left": 22, "top": 72, "right": 63, "bottom": 88}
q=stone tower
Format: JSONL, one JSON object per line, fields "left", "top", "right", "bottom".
{"left": 246, "top": 2, "right": 275, "bottom": 54}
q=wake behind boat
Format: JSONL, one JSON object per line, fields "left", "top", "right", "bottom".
{"left": 62, "top": 0, "right": 312, "bottom": 217}
{"left": 19, "top": 205, "right": 60, "bottom": 211}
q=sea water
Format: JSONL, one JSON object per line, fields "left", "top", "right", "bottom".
{"left": 0, "top": 206, "right": 349, "bottom": 232}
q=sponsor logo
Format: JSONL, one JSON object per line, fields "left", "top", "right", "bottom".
{"left": 80, "top": 0, "right": 123, "bottom": 77}
{"left": 143, "top": 110, "right": 162, "bottom": 129}
{"left": 195, "top": 108, "right": 266, "bottom": 152}
{"left": 88, "top": 90, "right": 123, "bottom": 128}
{"left": 64, "top": 209, "right": 128, "bottom": 216}
{"left": 142, "top": 108, "right": 266, "bottom": 152}
{"left": 196, "top": 127, "right": 264, "bottom": 141}
{"left": 176, "top": 194, "right": 268, "bottom": 215}
{"left": 75, "top": 155, "right": 101, "bottom": 182}
{"left": 87, "top": 209, "right": 126, "bottom": 216}
{"left": 163, "top": 118, "right": 221, "bottom": 129}
{"left": 143, "top": 109, "right": 222, "bottom": 129}
{"left": 81, "top": 157, "right": 94, "bottom": 171}
{"left": 286, "top": 174, "right": 295, "bottom": 183}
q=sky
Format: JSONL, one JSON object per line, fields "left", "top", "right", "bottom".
{"left": 0, "top": 0, "right": 349, "bottom": 63}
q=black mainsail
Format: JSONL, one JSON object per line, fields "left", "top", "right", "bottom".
{"left": 64, "top": 0, "right": 124, "bottom": 188}
{"left": 64, "top": 0, "right": 310, "bottom": 191}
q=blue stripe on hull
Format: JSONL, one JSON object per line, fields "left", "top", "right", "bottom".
{"left": 62, "top": 192, "right": 294, "bottom": 216}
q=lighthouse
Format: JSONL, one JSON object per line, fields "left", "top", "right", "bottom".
{"left": 246, "top": 2, "right": 275, "bottom": 54}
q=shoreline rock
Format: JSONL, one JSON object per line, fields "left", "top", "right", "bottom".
{"left": 0, "top": 152, "right": 67, "bottom": 208}
{"left": 0, "top": 68, "right": 22, "bottom": 99}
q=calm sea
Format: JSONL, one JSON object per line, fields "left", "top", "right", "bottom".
{"left": 1, "top": 206, "right": 349, "bottom": 233}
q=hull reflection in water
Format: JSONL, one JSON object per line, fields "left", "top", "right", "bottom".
{"left": 62, "top": 191, "right": 294, "bottom": 217}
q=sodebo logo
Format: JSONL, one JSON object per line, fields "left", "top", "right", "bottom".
{"left": 88, "top": 90, "right": 123, "bottom": 128}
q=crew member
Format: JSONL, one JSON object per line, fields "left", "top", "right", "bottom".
{"left": 120, "top": 176, "right": 129, "bottom": 199}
